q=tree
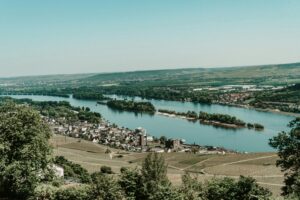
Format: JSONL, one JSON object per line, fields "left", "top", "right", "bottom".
{"left": 119, "top": 167, "right": 143, "bottom": 200}
{"left": 165, "top": 139, "right": 173, "bottom": 149}
{"left": 269, "top": 117, "right": 300, "bottom": 197}
{"left": 179, "top": 173, "right": 203, "bottom": 200}
{"left": 105, "top": 148, "right": 112, "bottom": 154}
{"left": 203, "top": 176, "right": 271, "bottom": 200}
{"left": 149, "top": 184, "right": 182, "bottom": 200}
{"left": 91, "top": 172, "right": 125, "bottom": 200}
{"left": 159, "top": 136, "right": 167, "bottom": 145}
{"left": 141, "top": 153, "right": 170, "bottom": 199}
{"left": 233, "top": 176, "right": 271, "bottom": 200}
{"left": 0, "top": 102, "right": 54, "bottom": 198}
{"left": 55, "top": 185, "right": 92, "bottom": 200}
{"left": 100, "top": 165, "right": 113, "bottom": 174}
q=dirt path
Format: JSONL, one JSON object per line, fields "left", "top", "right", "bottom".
{"left": 182, "top": 158, "right": 212, "bottom": 170}
{"left": 167, "top": 154, "right": 283, "bottom": 188}
{"left": 220, "top": 155, "right": 277, "bottom": 166}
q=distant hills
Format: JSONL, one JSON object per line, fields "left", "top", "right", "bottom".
{"left": 81, "top": 62, "right": 300, "bottom": 86}
{"left": 1, "top": 62, "right": 300, "bottom": 87}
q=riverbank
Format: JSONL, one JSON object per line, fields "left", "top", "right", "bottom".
{"left": 4, "top": 92, "right": 300, "bottom": 118}
{"left": 105, "top": 93, "right": 300, "bottom": 118}
{"left": 3, "top": 94, "right": 291, "bottom": 152}
{"left": 218, "top": 102, "right": 300, "bottom": 118}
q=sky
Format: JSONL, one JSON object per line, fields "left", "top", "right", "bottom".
{"left": 0, "top": 0, "right": 300, "bottom": 77}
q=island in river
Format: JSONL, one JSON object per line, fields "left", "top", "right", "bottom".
{"left": 157, "top": 109, "right": 264, "bottom": 131}
{"left": 1, "top": 94, "right": 294, "bottom": 152}
{"left": 106, "top": 99, "right": 156, "bottom": 114}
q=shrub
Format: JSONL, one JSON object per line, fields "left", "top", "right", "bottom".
{"left": 55, "top": 185, "right": 92, "bottom": 200}
{"left": 100, "top": 166, "right": 113, "bottom": 174}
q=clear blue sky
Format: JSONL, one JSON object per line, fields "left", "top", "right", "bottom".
{"left": 0, "top": 0, "right": 300, "bottom": 77}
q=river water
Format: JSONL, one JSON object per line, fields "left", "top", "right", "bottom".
{"left": 6, "top": 95, "right": 294, "bottom": 152}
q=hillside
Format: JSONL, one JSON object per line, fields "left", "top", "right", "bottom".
{"left": 51, "top": 134, "right": 283, "bottom": 198}
{"left": 81, "top": 62, "right": 300, "bottom": 87}
{"left": 1, "top": 62, "right": 300, "bottom": 88}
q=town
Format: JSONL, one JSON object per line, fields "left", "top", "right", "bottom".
{"left": 45, "top": 115, "right": 232, "bottom": 155}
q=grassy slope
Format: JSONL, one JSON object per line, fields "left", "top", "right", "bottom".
{"left": 51, "top": 134, "right": 283, "bottom": 198}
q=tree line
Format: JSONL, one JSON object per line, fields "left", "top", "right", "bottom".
{"left": 107, "top": 99, "right": 156, "bottom": 114}
{"left": 0, "top": 97, "right": 102, "bottom": 124}
{"left": 158, "top": 108, "right": 264, "bottom": 130}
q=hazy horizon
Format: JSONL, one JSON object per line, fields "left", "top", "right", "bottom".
{"left": 1, "top": 60, "right": 300, "bottom": 79}
{"left": 1, "top": 0, "right": 300, "bottom": 77}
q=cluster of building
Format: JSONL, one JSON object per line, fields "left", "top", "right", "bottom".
{"left": 217, "top": 92, "right": 252, "bottom": 104}
{"left": 43, "top": 116, "right": 235, "bottom": 155}
{"left": 44, "top": 116, "right": 154, "bottom": 152}
{"left": 193, "top": 85, "right": 285, "bottom": 92}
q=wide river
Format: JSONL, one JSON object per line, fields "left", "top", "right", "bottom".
{"left": 6, "top": 95, "right": 295, "bottom": 152}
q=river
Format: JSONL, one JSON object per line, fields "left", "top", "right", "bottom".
{"left": 5, "top": 95, "right": 294, "bottom": 152}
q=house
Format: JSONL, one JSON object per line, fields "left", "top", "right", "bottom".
{"left": 138, "top": 134, "right": 147, "bottom": 147}
{"left": 146, "top": 136, "right": 154, "bottom": 142}
{"left": 172, "top": 139, "right": 181, "bottom": 150}
{"left": 150, "top": 147, "right": 165, "bottom": 153}
{"left": 53, "top": 165, "right": 64, "bottom": 178}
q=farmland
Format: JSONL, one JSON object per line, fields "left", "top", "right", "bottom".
{"left": 50, "top": 134, "right": 284, "bottom": 198}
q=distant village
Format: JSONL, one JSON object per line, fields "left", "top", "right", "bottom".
{"left": 193, "top": 84, "right": 285, "bottom": 92}
{"left": 44, "top": 116, "right": 234, "bottom": 155}
{"left": 191, "top": 84, "right": 300, "bottom": 112}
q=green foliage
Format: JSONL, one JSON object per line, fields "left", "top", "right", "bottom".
{"left": 269, "top": 117, "right": 300, "bottom": 197}
{"left": 159, "top": 136, "right": 167, "bottom": 145}
{"left": 107, "top": 99, "right": 156, "bottom": 113}
{"left": 100, "top": 165, "right": 113, "bottom": 174}
{"left": 247, "top": 123, "right": 254, "bottom": 129}
{"left": 91, "top": 172, "right": 125, "bottom": 200}
{"left": 54, "top": 156, "right": 91, "bottom": 183}
{"left": 253, "top": 123, "right": 264, "bottom": 130}
{"left": 165, "top": 139, "right": 174, "bottom": 149}
{"left": 179, "top": 173, "right": 203, "bottom": 200}
{"left": 199, "top": 111, "right": 246, "bottom": 126}
{"left": 141, "top": 153, "right": 170, "bottom": 199}
{"left": 158, "top": 109, "right": 198, "bottom": 119}
{"left": 141, "top": 153, "right": 169, "bottom": 185}
{"left": 158, "top": 109, "right": 262, "bottom": 129}
{"left": 250, "top": 84, "right": 300, "bottom": 113}
{"left": 0, "top": 97, "right": 101, "bottom": 123}
{"left": 105, "top": 148, "right": 112, "bottom": 154}
{"left": 73, "top": 91, "right": 110, "bottom": 101}
{"left": 31, "top": 184, "right": 58, "bottom": 200}
{"left": 149, "top": 184, "right": 182, "bottom": 200}
{"left": 2, "top": 89, "right": 70, "bottom": 98}
{"left": 0, "top": 102, "right": 54, "bottom": 198}
{"left": 247, "top": 123, "right": 264, "bottom": 130}
{"left": 83, "top": 63, "right": 300, "bottom": 87}
{"left": 253, "top": 84, "right": 300, "bottom": 104}
{"left": 32, "top": 184, "right": 92, "bottom": 200}
{"left": 55, "top": 185, "right": 92, "bottom": 200}
{"left": 119, "top": 167, "right": 143, "bottom": 200}
{"left": 203, "top": 176, "right": 271, "bottom": 200}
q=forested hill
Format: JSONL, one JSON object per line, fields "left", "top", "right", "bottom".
{"left": 0, "top": 73, "right": 95, "bottom": 86}
{"left": 1, "top": 62, "right": 300, "bottom": 87}
{"left": 79, "top": 62, "right": 300, "bottom": 86}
